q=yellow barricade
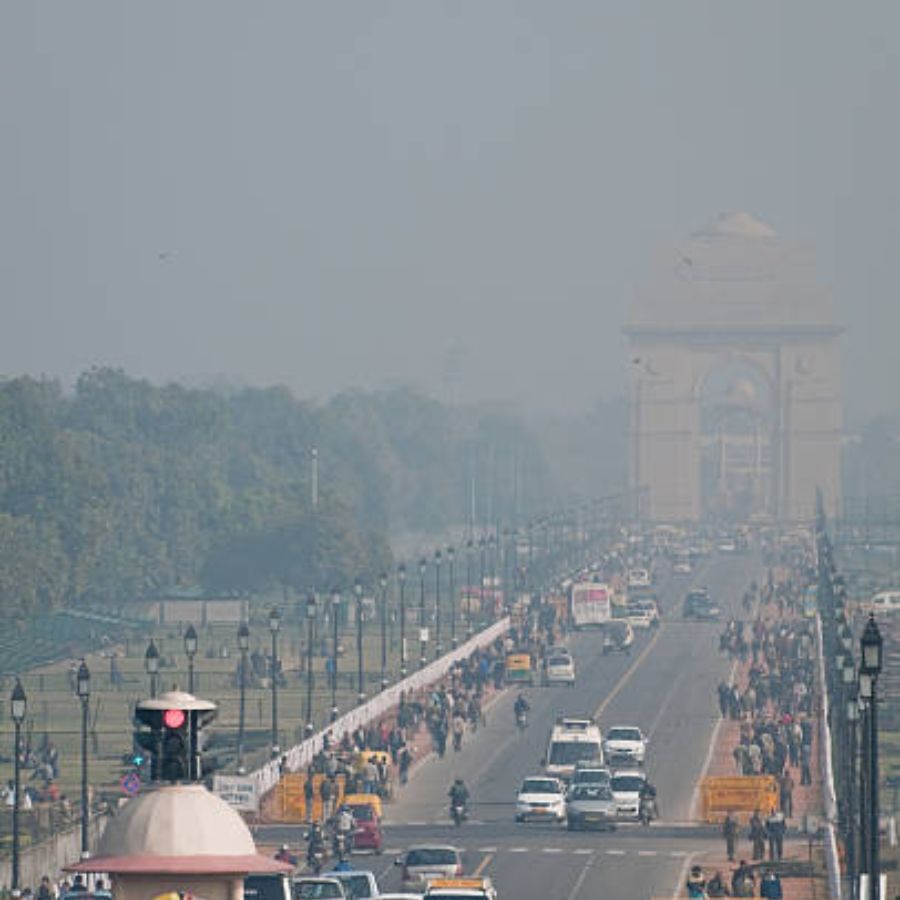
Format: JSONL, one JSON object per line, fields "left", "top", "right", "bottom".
{"left": 271, "top": 772, "right": 346, "bottom": 823}
{"left": 700, "top": 775, "right": 778, "bottom": 822}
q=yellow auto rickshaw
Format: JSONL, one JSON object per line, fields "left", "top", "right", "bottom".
{"left": 505, "top": 652, "right": 534, "bottom": 686}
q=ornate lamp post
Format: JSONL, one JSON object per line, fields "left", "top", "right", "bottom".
{"left": 478, "top": 537, "right": 486, "bottom": 630}
{"left": 269, "top": 607, "right": 281, "bottom": 756}
{"left": 846, "top": 675, "right": 859, "bottom": 900}
{"left": 145, "top": 639, "right": 160, "bottom": 699}
{"left": 466, "top": 539, "right": 474, "bottom": 639}
{"left": 418, "top": 558, "right": 428, "bottom": 668}
{"left": 355, "top": 579, "right": 365, "bottom": 704}
{"left": 398, "top": 565, "right": 408, "bottom": 677}
{"left": 379, "top": 573, "right": 389, "bottom": 691}
{"left": 447, "top": 546, "right": 456, "bottom": 648}
{"left": 184, "top": 623, "right": 198, "bottom": 694}
{"left": 305, "top": 593, "right": 317, "bottom": 735}
{"left": 77, "top": 659, "right": 91, "bottom": 858}
{"left": 10, "top": 679, "right": 26, "bottom": 890}
{"left": 859, "top": 614, "right": 883, "bottom": 899}
{"left": 330, "top": 589, "right": 341, "bottom": 721}
{"left": 434, "top": 549, "right": 442, "bottom": 658}
{"left": 237, "top": 622, "right": 249, "bottom": 771}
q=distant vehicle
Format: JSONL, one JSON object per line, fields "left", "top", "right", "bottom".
{"left": 627, "top": 568, "right": 651, "bottom": 588}
{"left": 322, "top": 869, "right": 379, "bottom": 900}
{"left": 717, "top": 536, "right": 737, "bottom": 553}
{"left": 602, "top": 621, "right": 634, "bottom": 654}
{"left": 348, "top": 802, "right": 384, "bottom": 853}
{"left": 863, "top": 590, "right": 900, "bottom": 616}
{"left": 570, "top": 582, "right": 612, "bottom": 629}
{"left": 602, "top": 726, "right": 648, "bottom": 766}
{"left": 672, "top": 554, "right": 692, "bottom": 575}
{"left": 609, "top": 770, "right": 647, "bottom": 819}
{"left": 565, "top": 783, "right": 617, "bottom": 831}
{"left": 505, "top": 652, "right": 534, "bottom": 686}
{"left": 627, "top": 599, "right": 659, "bottom": 629}
{"left": 544, "top": 717, "right": 604, "bottom": 780}
{"left": 570, "top": 765, "right": 612, "bottom": 790}
{"left": 424, "top": 877, "right": 497, "bottom": 900}
{"left": 544, "top": 653, "right": 576, "bottom": 686}
{"left": 247, "top": 874, "right": 294, "bottom": 900}
{"left": 515, "top": 775, "right": 567, "bottom": 823}
{"left": 683, "top": 590, "right": 720, "bottom": 621}
{"left": 396, "top": 846, "right": 463, "bottom": 891}
{"left": 292, "top": 878, "right": 347, "bottom": 900}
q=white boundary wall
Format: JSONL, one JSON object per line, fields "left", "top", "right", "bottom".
{"left": 249, "top": 617, "right": 511, "bottom": 797}
{"left": 815, "top": 612, "right": 843, "bottom": 900}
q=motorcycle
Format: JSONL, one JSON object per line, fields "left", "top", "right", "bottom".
{"left": 515, "top": 709, "right": 528, "bottom": 732}
{"left": 453, "top": 730, "right": 463, "bottom": 752}
{"left": 638, "top": 795, "right": 658, "bottom": 826}
{"left": 305, "top": 843, "right": 326, "bottom": 874}
{"left": 450, "top": 801, "right": 467, "bottom": 826}
{"left": 332, "top": 830, "right": 351, "bottom": 862}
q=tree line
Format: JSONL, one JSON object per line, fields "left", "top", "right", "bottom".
{"left": 0, "top": 368, "right": 552, "bottom": 619}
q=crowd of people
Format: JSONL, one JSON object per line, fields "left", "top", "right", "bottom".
{"left": 692, "top": 558, "right": 819, "bottom": 898}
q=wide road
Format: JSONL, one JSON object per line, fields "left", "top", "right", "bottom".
{"left": 256, "top": 551, "right": 760, "bottom": 900}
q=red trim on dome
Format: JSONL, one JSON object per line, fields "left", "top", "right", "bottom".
{"left": 66, "top": 854, "right": 292, "bottom": 875}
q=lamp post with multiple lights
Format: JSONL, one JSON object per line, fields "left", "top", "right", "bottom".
{"left": 305, "top": 593, "right": 316, "bottom": 735}
{"left": 10, "top": 679, "right": 26, "bottom": 890}
{"left": 77, "top": 659, "right": 91, "bottom": 858}
{"left": 145, "top": 640, "right": 160, "bottom": 699}
{"left": 184, "top": 624, "right": 198, "bottom": 694}
{"left": 237, "top": 621, "right": 249, "bottom": 771}
{"left": 269, "top": 607, "right": 281, "bottom": 756}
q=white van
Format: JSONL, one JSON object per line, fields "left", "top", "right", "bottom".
{"left": 865, "top": 591, "right": 900, "bottom": 616}
{"left": 544, "top": 717, "right": 604, "bottom": 780}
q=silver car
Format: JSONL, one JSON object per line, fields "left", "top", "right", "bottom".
{"left": 565, "top": 784, "right": 618, "bottom": 831}
{"left": 396, "top": 846, "right": 463, "bottom": 890}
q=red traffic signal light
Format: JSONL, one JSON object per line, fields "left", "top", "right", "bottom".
{"left": 163, "top": 708, "right": 186, "bottom": 729}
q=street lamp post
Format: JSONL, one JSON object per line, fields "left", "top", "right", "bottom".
{"left": 10, "top": 679, "right": 26, "bottom": 891}
{"left": 355, "top": 580, "right": 365, "bottom": 704}
{"left": 77, "top": 659, "right": 91, "bottom": 859}
{"left": 478, "top": 537, "right": 486, "bottom": 630}
{"left": 418, "top": 558, "right": 427, "bottom": 668}
{"left": 398, "top": 565, "right": 407, "bottom": 677}
{"left": 145, "top": 640, "right": 160, "bottom": 699}
{"left": 465, "top": 539, "right": 474, "bottom": 638}
{"left": 305, "top": 593, "right": 316, "bottom": 735}
{"left": 847, "top": 685, "right": 859, "bottom": 900}
{"left": 434, "top": 549, "right": 442, "bottom": 658}
{"left": 237, "top": 622, "right": 249, "bottom": 771}
{"left": 860, "top": 614, "right": 883, "bottom": 900}
{"left": 448, "top": 547, "right": 456, "bottom": 648}
{"left": 184, "top": 624, "right": 198, "bottom": 694}
{"left": 330, "top": 590, "right": 341, "bottom": 721}
{"left": 379, "top": 573, "right": 389, "bottom": 691}
{"left": 269, "top": 608, "right": 281, "bottom": 756}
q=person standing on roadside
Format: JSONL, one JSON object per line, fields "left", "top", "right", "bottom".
{"left": 722, "top": 811, "right": 739, "bottom": 862}
{"left": 749, "top": 810, "right": 766, "bottom": 860}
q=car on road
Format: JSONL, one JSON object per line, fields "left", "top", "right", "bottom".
{"left": 570, "top": 764, "right": 612, "bottom": 791}
{"left": 602, "top": 621, "right": 634, "bottom": 654}
{"left": 424, "top": 877, "right": 497, "bottom": 900}
{"left": 247, "top": 874, "right": 294, "bottom": 900}
{"left": 544, "top": 717, "right": 605, "bottom": 780}
{"left": 348, "top": 801, "right": 384, "bottom": 853}
{"left": 396, "top": 846, "right": 463, "bottom": 891}
{"left": 602, "top": 726, "right": 648, "bottom": 766}
{"left": 322, "top": 870, "right": 379, "bottom": 900}
{"left": 544, "top": 653, "right": 576, "bottom": 686}
{"left": 627, "top": 568, "right": 651, "bottom": 588}
{"left": 683, "top": 589, "right": 721, "bottom": 621}
{"left": 609, "top": 769, "right": 647, "bottom": 819}
{"left": 515, "top": 775, "right": 567, "bottom": 822}
{"left": 565, "top": 783, "right": 618, "bottom": 831}
{"left": 292, "top": 878, "right": 347, "bottom": 900}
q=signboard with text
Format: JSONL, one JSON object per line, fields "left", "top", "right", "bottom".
{"left": 213, "top": 774, "right": 259, "bottom": 812}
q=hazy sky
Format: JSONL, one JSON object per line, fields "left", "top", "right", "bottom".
{"left": 2, "top": 2, "right": 898, "bottom": 416}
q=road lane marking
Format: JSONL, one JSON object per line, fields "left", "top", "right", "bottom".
{"left": 477, "top": 847, "right": 497, "bottom": 853}
{"left": 688, "top": 655, "right": 740, "bottom": 820}
{"left": 593, "top": 625, "right": 664, "bottom": 719}
{"left": 606, "top": 849, "right": 626, "bottom": 855}
{"left": 572, "top": 848, "right": 592, "bottom": 854}
{"left": 637, "top": 850, "right": 657, "bottom": 856}
{"left": 473, "top": 853, "right": 493, "bottom": 876}
{"left": 671, "top": 851, "right": 698, "bottom": 900}
{"left": 565, "top": 851, "right": 595, "bottom": 900}
{"left": 509, "top": 847, "right": 528, "bottom": 853}
{"left": 542, "top": 847, "right": 563, "bottom": 853}
{"left": 669, "top": 851, "right": 687, "bottom": 858}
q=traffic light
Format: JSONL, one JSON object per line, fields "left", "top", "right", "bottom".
{"left": 133, "top": 693, "right": 218, "bottom": 784}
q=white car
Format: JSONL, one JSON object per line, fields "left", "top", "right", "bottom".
{"left": 609, "top": 769, "right": 646, "bottom": 819}
{"left": 603, "top": 726, "right": 648, "bottom": 766}
{"left": 515, "top": 775, "right": 567, "bottom": 823}
{"left": 673, "top": 557, "right": 692, "bottom": 574}
{"left": 626, "top": 607, "right": 654, "bottom": 629}
{"left": 627, "top": 568, "right": 651, "bottom": 588}
{"left": 544, "top": 653, "right": 576, "bottom": 686}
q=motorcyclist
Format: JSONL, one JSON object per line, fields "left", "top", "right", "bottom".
{"left": 332, "top": 805, "right": 354, "bottom": 857}
{"left": 639, "top": 781, "right": 658, "bottom": 820}
{"left": 514, "top": 693, "right": 529, "bottom": 721}
{"left": 448, "top": 777, "right": 469, "bottom": 815}
{"left": 305, "top": 824, "right": 326, "bottom": 872}
{"left": 274, "top": 843, "right": 298, "bottom": 867}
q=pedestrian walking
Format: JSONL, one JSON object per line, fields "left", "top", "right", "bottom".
{"left": 749, "top": 810, "right": 766, "bottom": 861}
{"left": 800, "top": 742, "right": 812, "bottom": 786}
{"left": 722, "top": 812, "right": 739, "bottom": 862}
{"left": 304, "top": 773, "right": 315, "bottom": 822}
{"left": 320, "top": 775, "right": 334, "bottom": 821}
{"left": 398, "top": 745, "right": 411, "bottom": 785}
{"left": 779, "top": 771, "right": 794, "bottom": 819}
{"left": 766, "top": 809, "right": 785, "bottom": 861}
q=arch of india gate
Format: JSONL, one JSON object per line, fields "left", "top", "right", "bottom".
{"left": 623, "top": 212, "right": 842, "bottom": 524}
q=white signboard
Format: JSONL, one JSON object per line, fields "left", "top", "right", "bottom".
{"left": 213, "top": 774, "right": 259, "bottom": 811}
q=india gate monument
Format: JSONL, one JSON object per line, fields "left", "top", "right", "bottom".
{"left": 624, "top": 212, "right": 842, "bottom": 524}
